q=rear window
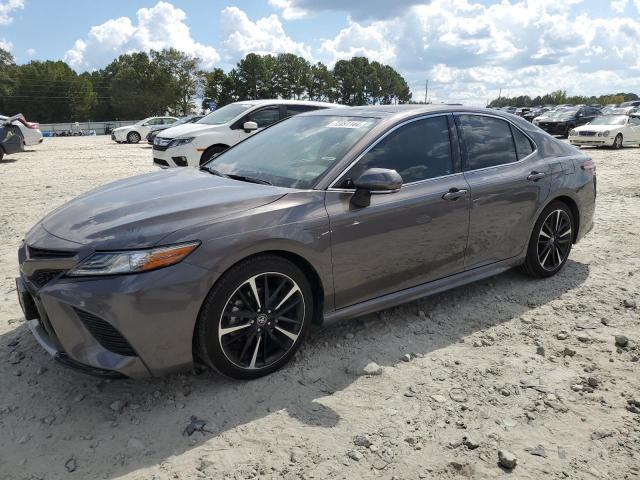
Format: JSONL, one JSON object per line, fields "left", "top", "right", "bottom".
{"left": 457, "top": 115, "right": 518, "bottom": 170}
{"left": 512, "top": 126, "right": 534, "bottom": 159}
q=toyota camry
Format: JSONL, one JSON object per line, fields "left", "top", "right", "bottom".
{"left": 17, "top": 105, "right": 596, "bottom": 379}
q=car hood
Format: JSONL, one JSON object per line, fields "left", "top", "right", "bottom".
{"left": 574, "top": 124, "right": 621, "bottom": 132}
{"left": 40, "top": 168, "right": 288, "bottom": 249}
{"left": 158, "top": 123, "right": 222, "bottom": 138}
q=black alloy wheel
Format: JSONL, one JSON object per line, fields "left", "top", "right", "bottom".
{"left": 197, "top": 255, "right": 312, "bottom": 379}
{"left": 521, "top": 201, "right": 574, "bottom": 278}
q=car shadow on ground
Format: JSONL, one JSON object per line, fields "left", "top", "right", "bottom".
{"left": 0, "top": 158, "right": 18, "bottom": 164}
{"left": 0, "top": 260, "right": 589, "bottom": 478}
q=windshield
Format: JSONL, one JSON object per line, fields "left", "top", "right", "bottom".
{"left": 590, "top": 115, "right": 627, "bottom": 126}
{"left": 205, "top": 115, "right": 379, "bottom": 189}
{"left": 197, "top": 103, "right": 254, "bottom": 125}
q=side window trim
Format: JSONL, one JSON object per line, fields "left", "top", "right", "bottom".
{"left": 454, "top": 112, "right": 537, "bottom": 173}
{"left": 327, "top": 113, "right": 455, "bottom": 191}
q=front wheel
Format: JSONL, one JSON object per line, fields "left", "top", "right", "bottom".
{"left": 127, "top": 131, "right": 141, "bottom": 144}
{"left": 196, "top": 255, "right": 313, "bottom": 379}
{"left": 200, "top": 145, "right": 227, "bottom": 166}
{"left": 521, "top": 202, "right": 574, "bottom": 278}
{"left": 612, "top": 134, "right": 623, "bottom": 150}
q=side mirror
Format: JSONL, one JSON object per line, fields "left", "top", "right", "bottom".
{"left": 243, "top": 121, "right": 258, "bottom": 132}
{"left": 351, "top": 168, "right": 402, "bottom": 208}
{"left": 142, "top": 122, "right": 149, "bottom": 126}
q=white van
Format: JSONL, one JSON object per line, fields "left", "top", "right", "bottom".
{"left": 152, "top": 100, "right": 346, "bottom": 168}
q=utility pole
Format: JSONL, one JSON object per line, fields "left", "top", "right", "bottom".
{"left": 425, "top": 79, "right": 429, "bottom": 104}
{"left": 498, "top": 88, "right": 502, "bottom": 99}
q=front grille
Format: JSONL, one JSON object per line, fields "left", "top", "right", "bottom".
{"left": 579, "top": 131, "right": 597, "bottom": 137}
{"left": 74, "top": 308, "right": 136, "bottom": 357}
{"left": 153, "top": 144, "right": 169, "bottom": 151}
{"left": 27, "top": 245, "right": 76, "bottom": 259}
{"left": 29, "top": 269, "right": 65, "bottom": 288}
{"left": 154, "top": 158, "right": 169, "bottom": 167}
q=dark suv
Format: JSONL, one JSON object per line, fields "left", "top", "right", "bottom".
{"left": 537, "top": 106, "right": 600, "bottom": 137}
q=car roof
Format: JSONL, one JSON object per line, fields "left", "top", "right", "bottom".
{"left": 233, "top": 99, "right": 348, "bottom": 108}
{"left": 301, "top": 104, "right": 526, "bottom": 121}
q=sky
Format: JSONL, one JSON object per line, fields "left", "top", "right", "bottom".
{"left": 1, "top": 0, "right": 639, "bottom": 105}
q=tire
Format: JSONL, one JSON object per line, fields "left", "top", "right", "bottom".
{"left": 520, "top": 201, "right": 574, "bottom": 278}
{"left": 200, "top": 145, "right": 227, "bottom": 166}
{"left": 0, "top": 149, "right": 4, "bottom": 161}
{"left": 612, "top": 134, "right": 623, "bottom": 150}
{"left": 196, "top": 255, "right": 313, "bottom": 379}
{"left": 126, "top": 131, "right": 141, "bottom": 144}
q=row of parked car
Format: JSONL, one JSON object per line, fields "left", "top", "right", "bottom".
{"left": 491, "top": 101, "right": 640, "bottom": 147}
{"left": 0, "top": 113, "right": 43, "bottom": 161}
{"left": 110, "top": 100, "right": 348, "bottom": 168}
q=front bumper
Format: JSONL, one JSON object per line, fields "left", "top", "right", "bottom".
{"left": 569, "top": 136, "right": 614, "bottom": 146}
{"left": 17, "top": 236, "right": 214, "bottom": 378}
{"left": 152, "top": 142, "right": 200, "bottom": 168}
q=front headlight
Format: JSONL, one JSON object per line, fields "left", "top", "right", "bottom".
{"left": 67, "top": 241, "right": 200, "bottom": 276}
{"left": 603, "top": 130, "right": 610, "bottom": 137}
{"left": 168, "top": 137, "right": 195, "bottom": 148}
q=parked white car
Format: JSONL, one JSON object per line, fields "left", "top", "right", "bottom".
{"left": 111, "top": 116, "right": 179, "bottom": 144}
{"left": 569, "top": 115, "right": 640, "bottom": 149}
{"left": 152, "top": 100, "right": 347, "bottom": 168}
{"left": 0, "top": 114, "right": 42, "bottom": 146}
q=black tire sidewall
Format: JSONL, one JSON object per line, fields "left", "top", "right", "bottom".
{"left": 525, "top": 201, "right": 574, "bottom": 278}
{"left": 127, "top": 131, "right": 140, "bottom": 144}
{"left": 200, "top": 146, "right": 226, "bottom": 166}
{"left": 197, "top": 255, "right": 313, "bottom": 379}
{"left": 613, "top": 134, "right": 622, "bottom": 149}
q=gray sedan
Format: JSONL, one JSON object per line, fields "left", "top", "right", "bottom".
{"left": 16, "top": 105, "right": 596, "bottom": 379}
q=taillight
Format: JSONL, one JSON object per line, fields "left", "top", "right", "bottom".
{"left": 581, "top": 158, "right": 596, "bottom": 173}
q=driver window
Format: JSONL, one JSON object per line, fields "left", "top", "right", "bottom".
{"left": 247, "top": 107, "right": 280, "bottom": 128}
{"left": 337, "top": 115, "right": 453, "bottom": 188}
{"left": 630, "top": 117, "right": 640, "bottom": 126}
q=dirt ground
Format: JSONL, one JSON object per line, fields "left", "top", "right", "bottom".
{"left": 0, "top": 136, "right": 638, "bottom": 480}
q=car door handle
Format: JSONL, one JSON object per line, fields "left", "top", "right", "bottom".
{"left": 527, "top": 171, "right": 546, "bottom": 182}
{"left": 442, "top": 188, "right": 468, "bottom": 201}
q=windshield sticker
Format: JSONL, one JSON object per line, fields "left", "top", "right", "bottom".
{"left": 326, "top": 120, "right": 369, "bottom": 129}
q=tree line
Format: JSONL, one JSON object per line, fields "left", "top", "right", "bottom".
{"left": 488, "top": 90, "right": 638, "bottom": 108}
{"left": 0, "top": 47, "right": 412, "bottom": 123}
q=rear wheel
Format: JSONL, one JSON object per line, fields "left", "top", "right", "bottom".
{"left": 200, "top": 145, "right": 227, "bottom": 166}
{"left": 521, "top": 201, "right": 574, "bottom": 278}
{"left": 612, "top": 134, "right": 623, "bottom": 150}
{"left": 196, "top": 255, "right": 313, "bottom": 379}
{"left": 127, "top": 131, "right": 141, "bottom": 144}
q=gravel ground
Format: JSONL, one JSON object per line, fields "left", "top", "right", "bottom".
{"left": 0, "top": 136, "right": 639, "bottom": 480}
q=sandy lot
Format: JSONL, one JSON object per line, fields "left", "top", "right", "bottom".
{"left": 0, "top": 136, "right": 639, "bottom": 480}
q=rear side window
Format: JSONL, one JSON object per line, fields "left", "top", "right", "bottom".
{"left": 457, "top": 115, "right": 517, "bottom": 170}
{"left": 284, "top": 105, "right": 321, "bottom": 118}
{"left": 511, "top": 126, "right": 534, "bottom": 159}
{"left": 340, "top": 115, "right": 453, "bottom": 185}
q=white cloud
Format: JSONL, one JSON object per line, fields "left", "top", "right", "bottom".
{"left": 25, "top": 47, "right": 35, "bottom": 57}
{"left": 0, "top": 0, "right": 23, "bottom": 26}
{"left": 0, "top": 38, "right": 12, "bottom": 51}
{"left": 268, "top": 0, "right": 307, "bottom": 20}
{"left": 64, "top": 1, "right": 220, "bottom": 71}
{"left": 220, "top": 6, "right": 311, "bottom": 62}
{"left": 268, "top": 0, "right": 425, "bottom": 21}
{"left": 611, "top": 0, "right": 628, "bottom": 12}
{"left": 318, "top": 0, "right": 640, "bottom": 105}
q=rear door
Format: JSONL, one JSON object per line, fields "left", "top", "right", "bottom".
{"left": 326, "top": 114, "right": 471, "bottom": 308}
{"left": 456, "top": 113, "right": 552, "bottom": 269}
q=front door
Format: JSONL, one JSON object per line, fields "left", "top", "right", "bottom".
{"left": 326, "top": 114, "right": 471, "bottom": 309}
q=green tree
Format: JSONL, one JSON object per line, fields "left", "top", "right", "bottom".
{"left": 151, "top": 48, "right": 201, "bottom": 115}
